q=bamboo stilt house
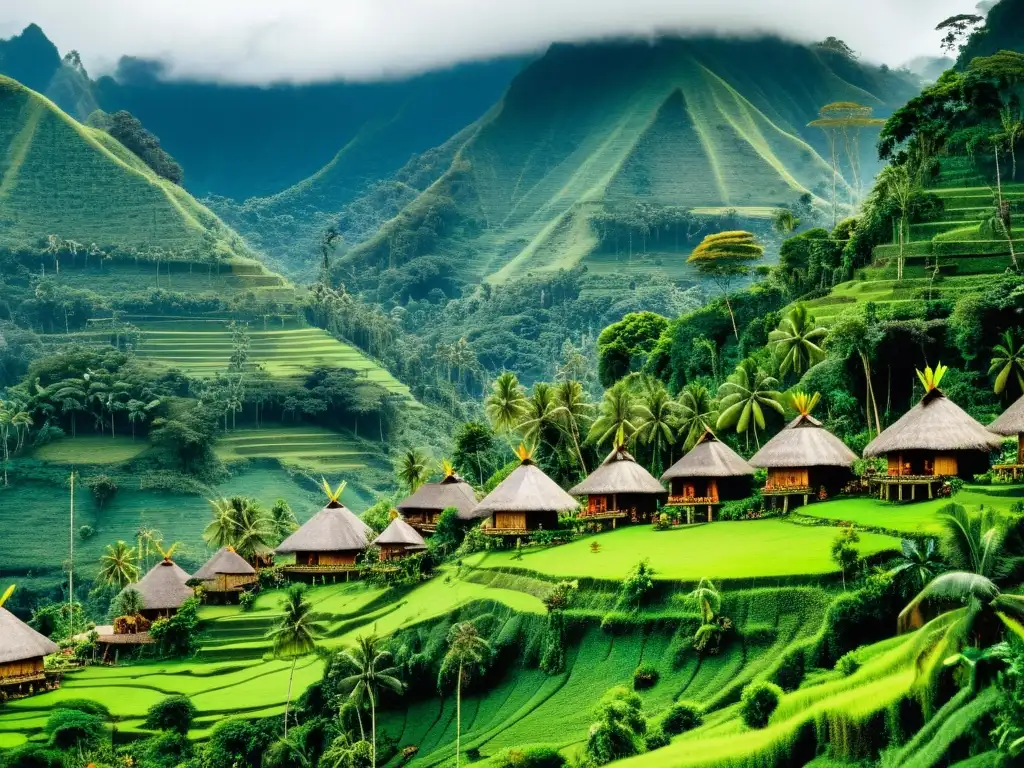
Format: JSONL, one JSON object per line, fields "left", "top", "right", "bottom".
{"left": 568, "top": 445, "right": 666, "bottom": 526}
{"left": 193, "top": 547, "right": 257, "bottom": 598}
{"left": 749, "top": 393, "right": 856, "bottom": 511}
{"left": 122, "top": 555, "right": 193, "bottom": 621}
{"left": 275, "top": 480, "right": 371, "bottom": 577}
{"left": 373, "top": 515, "right": 428, "bottom": 561}
{"left": 864, "top": 364, "right": 1000, "bottom": 500}
{"left": 472, "top": 445, "right": 579, "bottom": 536}
{"left": 989, "top": 393, "right": 1024, "bottom": 479}
{"left": 660, "top": 428, "right": 753, "bottom": 521}
{"left": 0, "top": 604, "right": 59, "bottom": 697}
{"left": 396, "top": 462, "right": 478, "bottom": 534}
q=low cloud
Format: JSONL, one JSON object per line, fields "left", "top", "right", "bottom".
{"left": 5, "top": 0, "right": 970, "bottom": 84}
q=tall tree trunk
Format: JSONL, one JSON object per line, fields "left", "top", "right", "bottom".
{"left": 723, "top": 294, "right": 738, "bottom": 341}
{"left": 284, "top": 658, "right": 296, "bottom": 738}
{"left": 456, "top": 664, "right": 463, "bottom": 768}
{"left": 370, "top": 692, "right": 377, "bottom": 768}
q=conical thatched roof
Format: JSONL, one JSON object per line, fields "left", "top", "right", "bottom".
{"left": 749, "top": 414, "right": 857, "bottom": 469}
{"left": 568, "top": 447, "right": 666, "bottom": 496}
{"left": 864, "top": 390, "right": 1002, "bottom": 457}
{"left": 661, "top": 429, "right": 754, "bottom": 480}
{"left": 128, "top": 559, "right": 193, "bottom": 611}
{"left": 470, "top": 461, "right": 579, "bottom": 519}
{"left": 0, "top": 607, "right": 58, "bottom": 663}
{"left": 373, "top": 517, "right": 427, "bottom": 548}
{"left": 193, "top": 547, "right": 256, "bottom": 581}
{"left": 397, "top": 474, "right": 478, "bottom": 519}
{"left": 990, "top": 394, "right": 1024, "bottom": 436}
{"left": 275, "top": 501, "right": 372, "bottom": 553}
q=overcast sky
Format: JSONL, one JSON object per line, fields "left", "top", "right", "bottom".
{"left": 1, "top": 0, "right": 976, "bottom": 84}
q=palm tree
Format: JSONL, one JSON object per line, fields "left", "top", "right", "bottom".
{"left": 635, "top": 377, "right": 677, "bottom": 475}
{"left": 126, "top": 398, "right": 160, "bottom": 440}
{"left": 550, "top": 380, "right": 592, "bottom": 474}
{"left": 395, "top": 449, "right": 430, "bottom": 493}
{"left": 687, "top": 578, "right": 721, "bottom": 624}
{"left": 98, "top": 541, "right": 139, "bottom": 588}
{"left": 520, "top": 383, "right": 558, "bottom": 450}
{"left": 270, "top": 500, "right": 299, "bottom": 542}
{"left": 485, "top": 372, "right": 528, "bottom": 435}
{"left": 439, "top": 622, "right": 490, "bottom": 768}
{"left": 676, "top": 384, "right": 719, "bottom": 452}
{"left": 989, "top": 329, "right": 1024, "bottom": 398}
{"left": 716, "top": 359, "right": 785, "bottom": 450}
{"left": 337, "top": 634, "right": 405, "bottom": 767}
{"left": 588, "top": 381, "right": 643, "bottom": 447}
{"left": 266, "top": 586, "right": 326, "bottom": 738}
{"left": 0, "top": 401, "right": 11, "bottom": 486}
{"left": 889, "top": 539, "right": 943, "bottom": 593}
{"left": 898, "top": 504, "right": 1023, "bottom": 688}
{"left": 204, "top": 497, "right": 276, "bottom": 565}
{"left": 769, "top": 305, "right": 827, "bottom": 378}
{"left": 113, "top": 587, "right": 145, "bottom": 618}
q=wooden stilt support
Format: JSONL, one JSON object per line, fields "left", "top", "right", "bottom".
{"left": 898, "top": 484, "right": 903, "bottom": 501}
{"left": 783, "top": 495, "right": 789, "bottom": 513}
{"left": 707, "top": 506, "right": 712, "bottom": 522}
{"left": 928, "top": 482, "right": 933, "bottom": 499}
{"left": 911, "top": 484, "right": 916, "bottom": 501}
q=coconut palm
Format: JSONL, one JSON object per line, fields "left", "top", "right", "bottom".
{"left": 676, "top": 384, "right": 719, "bottom": 452}
{"left": 520, "top": 383, "right": 559, "bottom": 450}
{"left": 439, "top": 622, "right": 491, "bottom": 768}
{"left": 716, "top": 359, "right": 785, "bottom": 450}
{"left": 769, "top": 304, "right": 827, "bottom": 378}
{"left": 635, "top": 377, "right": 677, "bottom": 475}
{"left": 889, "top": 538, "right": 943, "bottom": 593}
{"left": 395, "top": 449, "right": 430, "bottom": 493}
{"left": 98, "top": 541, "right": 140, "bottom": 588}
{"left": 204, "top": 497, "right": 276, "bottom": 565}
{"left": 485, "top": 372, "right": 528, "bottom": 435}
{"left": 337, "top": 634, "right": 405, "bottom": 767}
{"left": 270, "top": 499, "right": 299, "bottom": 541}
{"left": 126, "top": 398, "right": 160, "bottom": 440}
{"left": 0, "top": 402, "right": 10, "bottom": 486}
{"left": 687, "top": 578, "right": 721, "bottom": 624}
{"left": 588, "top": 381, "right": 644, "bottom": 447}
{"left": 550, "top": 379, "right": 592, "bottom": 474}
{"left": 266, "top": 586, "right": 326, "bottom": 738}
{"left": 989, "top": 329, "right": 1024, "bottom": 397}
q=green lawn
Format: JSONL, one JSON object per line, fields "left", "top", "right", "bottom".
{"left": 801, "top": 486, "right": 1024, "bottom": 535}
{"left": 32, "top": 436, "right": 150, "bottom": 465}
{"left": 463, "top": 519, "right": 902, "bottom": 581}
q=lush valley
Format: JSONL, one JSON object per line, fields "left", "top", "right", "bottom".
{"left": 2, "top": 3, "right": 1024, "bottom": 768}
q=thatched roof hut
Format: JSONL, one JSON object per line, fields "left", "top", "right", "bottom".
{"left": 0, "top": 607, "right": 58, "bottom": 666}
{"left": 990, "top": 394, "right": 1024, "bottom": 438}
{"left": 472, "top": 447, "right": 578, "bottom": 534}
{"left": 397, "top": 472, "right": 478, "bottom": 528}
{"left": 865, "top": 390, "right": 1001, "bottom": 458}
{"left": 662, "top": 429, "right": 754, "bottom": 481}
{"left": 749, "top": 414, "right": 857, "bottom": 469}
{"left": 275, "top": 501, "right": 372, "bottom": 554}
{"left": 373, "top": 517, "right": 427, "bottom": 560}
{"left": 125, "top": 559, "right": 193, "bottom": 617}
{"left": 569, "top": 448, "right": 665, "bottom": 496}
{"left": 194, "top": 547, "right": 257, "bottom": 594}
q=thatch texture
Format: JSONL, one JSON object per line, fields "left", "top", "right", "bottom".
{"left": 661, "top": 430, "right": 753, "bottom": 480}
{"left": 373, "top": 517, "right": 427, "bottom": 548}
{"left": 397, "top": 475, "right": 478, "bottom": 519}
{"left": 193, "top": 548, "right": 256, "bottom": 580}
{"left": 129, "top": 560, "right": 193, "bottom": 611}
{"left": 275, "top": 502, "right": 372, "bottom": 553}
{"left": 749, "top": 414, "right": 857, "bottom": 468}
{"left": 568, "top": 448, "right": 665, "bottom": 496}
{"left": 864, "top": 391, "right": 1002, "bottom": 457}
{"left": 989, "top": 394, "right": 1024, "bottom": 436}
{"left": 470, "top": 461, "right": 579, "bottom": 518}
{"left": 0, "top": 607, "right": 58, "bottom": 663}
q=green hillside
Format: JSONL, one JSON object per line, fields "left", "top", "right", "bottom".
{"left": 0, "top": 75, "right": 243, "bottom": 258}
{"left": 333, "top": 37, "right": 919, "bottom": 292}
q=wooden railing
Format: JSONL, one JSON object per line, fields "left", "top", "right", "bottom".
{"left": 762, "top": 486, "right": 812, "bottom": 496}
{"left": 282, "top": 563, "right": 359, "bottom": 573}
{"left": 481, "top": 528, "right": 532, "bottom": 536}
{"left": 667, "top": 495, "right": 718, "bottom": 506}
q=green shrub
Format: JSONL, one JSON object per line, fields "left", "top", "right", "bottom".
{"left": 0, "top": 745, "right": 65, "bottom": 768}
{"left": 740, "top": 681, "right": 783, "bottom": 728}
{"left": 661, "top": 702, "right": 703, "bottom": 735}
{"left": 618, "top": 559, "right": 656, "bottom": 610}
{"left": 143, "top": 694, "right": 197, "bottom": 734}
{"left": 773, "top": 646, "right": 807, "bottom": 691}
{"left": 836, "top": 652, "right": 861, "bottom": 677}
{"left": 644, "top": 727, "right": 670, "bottom": 750}
{"left": 585, "top": 687, "right": 647, "bottom": 765}
{"left": 492, "top": 746, "right": 566, "bottom": 768}
{"left": 44, "top": 709, "right": 104, "bottom": 750}
{"left": 632, "top": 663, "right": 659, "bottom": 690}
{"left": 239, "top": 590, "right": 257, "bottom": 612}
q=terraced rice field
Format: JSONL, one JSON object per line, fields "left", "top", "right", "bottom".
{"left": 32, "top": 436, "right": 150, "bottom": 464}
{"left": 214, "top": 426, "right": 371, "bottom": 475}
{"left": 463, "top": 519, "right": 902, "bottom": 582}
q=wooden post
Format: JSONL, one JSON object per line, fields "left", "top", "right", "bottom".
{"left": 783, "top": 495, "right": 789, "bottom": 513}
{"left": 911, "top": 484, "right": 916, "bottom": 501}
{"left": 928, "top": 481, "right": 933, "bottom": 499}
{"left": 707, "top": 505, "right": 712, "bottom": 522}
{"left": 898, "top": 484, "right": 903, "bottom": 501}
